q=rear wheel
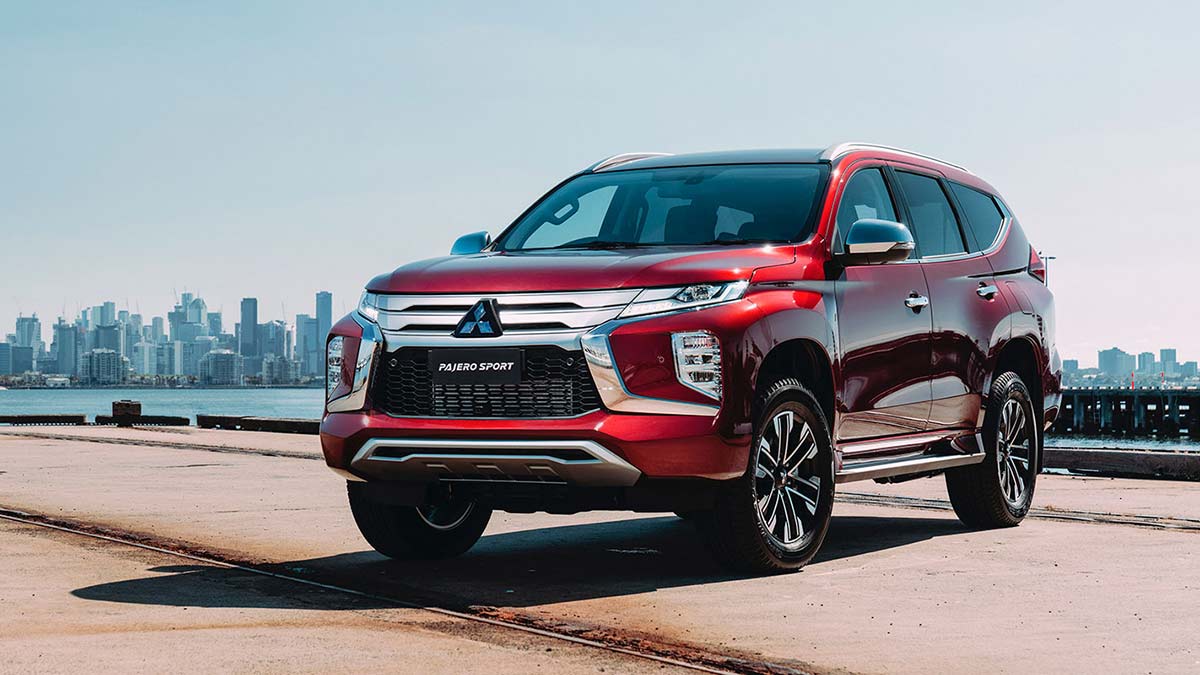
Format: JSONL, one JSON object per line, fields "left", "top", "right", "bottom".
{"left": 945, "top": 371, "right": 1039, "bottom": 528}
{"left": 348, "top": 483, "right": 492, "bottom": 559}
{"left": 700, "top": 379, "right": 835, "bottom": 574}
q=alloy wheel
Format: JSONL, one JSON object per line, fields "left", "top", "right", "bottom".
{"left": 996, "top": 397, "right": 1033, "bottom": 507}
{"left": 752, "top": 409, "right": 823, "bottom": 551}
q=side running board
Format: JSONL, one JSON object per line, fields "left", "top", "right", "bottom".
{"left": 836, "top": 452, "right": 986, "bottom": 483}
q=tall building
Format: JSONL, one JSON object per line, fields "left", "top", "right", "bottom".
{"left": 151, "top": 316, "right": 165, "bottom": 343}
{"left": 79, "top": 348, "right": 128, "bottom": 385}
{"left": 199, "top": 349, "right": 243, "bottom": 386}
{"left": 0, "top": 344, "right": 11, "bottom": 375}
{"left": 94, "top": 324, "right": 124, "bottom": 355}
{"left": 52, "top": 320, "right": 79, "bottom": 376}
{"left": 100, "top": 301, "right": 116, "bottom": 327}
{"left": 259, "top": 320, "right": 292, "bottom": 360}
{"left": 133, "top": 341, "right": 157, "bottom": 376}
{"left": 186, "top": 296, "right": 207, "bottom": 326}
{"left": 1098, "top": 347, "right": 1135, "bottom": 378}
{"left": 10, "top": 346, "right": 33, "bottom": 374}
{"left": 207, "top": 312, "right": 222, "bottom": 337}
{"left": 316, "top": 291, "right": 332, "bottom": 343}
{"left": 1160, "top": 348, "right": 1179, "bottom": 377}
{"left": 295, "top": 314, "right": 319, "bottom": 377}
{"left": 239, "top": 298, "right": 259, "bottom": 357}
{"left": 1137, "top": 352, "right": 1156, "bottom": 373}
{"left": 15, "top": 315, "right": 43, "bottom": 355}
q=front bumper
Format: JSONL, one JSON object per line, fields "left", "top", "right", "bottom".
{"left": 320, "top": 297, "right": 765, "bottom": 486}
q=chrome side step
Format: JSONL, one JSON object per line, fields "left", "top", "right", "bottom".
{"left": 836, "top": 452, "right": 985, "bottom": 484}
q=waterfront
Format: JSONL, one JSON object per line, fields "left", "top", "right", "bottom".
{"left": 2, "top": 388, "right": 1200, "bottom": 453}
{"left": 0, "top": 387, "right": 324, "bottom": 422}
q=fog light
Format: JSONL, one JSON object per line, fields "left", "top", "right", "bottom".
{"left": 326, "top": 336, "right": 344, "bottom": 399}
{"left": 671, "top": 331, "right": 721, "bottom": 400}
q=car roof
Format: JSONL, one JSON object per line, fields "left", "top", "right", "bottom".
{"left": 586, "top": 149, "right": 828, "bottom": 173}
{"left": 585, "top": 144, "right": 999, "bottom": 196}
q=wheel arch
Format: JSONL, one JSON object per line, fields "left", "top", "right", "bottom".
{"left": 989, "top": 334, "right": 1044, "bottom": 468}
{"left": 753, "top": 337, "right": 836, "bottom": 430}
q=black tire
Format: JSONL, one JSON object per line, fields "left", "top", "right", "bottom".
{"left": 945, "top": 371, "right": 1039, "bottom": 528}
{"left": 699, "top": 378, "right": 835, "bottom": 574}
{"left": 347, "top": 483, "right": 492, "bottom": 560}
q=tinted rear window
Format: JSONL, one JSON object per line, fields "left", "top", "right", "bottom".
{"left": 950, "top": 182, "right": 1005, "bottom": 251}
{"left": 895, "top": 171, "right": 966, "bottom": 257}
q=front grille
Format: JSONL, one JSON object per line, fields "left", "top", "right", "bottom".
{"left": 372, "top": 347, "right": 602, "bottom": 418}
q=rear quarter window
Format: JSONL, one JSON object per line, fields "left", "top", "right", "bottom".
{"left": 950, "top": 182, "right": 1005, "bottom": 251}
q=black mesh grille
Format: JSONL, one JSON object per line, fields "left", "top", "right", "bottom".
{"left": 372, "top": 347, "right": 602, "bottom": 418}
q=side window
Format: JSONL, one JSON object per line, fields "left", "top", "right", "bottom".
{"left": 833, "top": 168, "right": 897, "bottom": 252}
{"left": 895, "top": 171, "right": 966, "bottom": 257}
{"left": 949, "top": 182, "right": 1005, "bottom": 251}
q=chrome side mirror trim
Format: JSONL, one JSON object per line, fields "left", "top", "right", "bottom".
{"left": 837, "top": 219, "right": 914, "bottom": 265}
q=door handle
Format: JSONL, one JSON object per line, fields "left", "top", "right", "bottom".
{"left": 904, "top": 292, "right": 929, "bottom": 311}
{"left": 976, "top": 283, "right": 999, "bottom": 300}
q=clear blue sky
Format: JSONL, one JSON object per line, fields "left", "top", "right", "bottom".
{"left": 3, "top": 1, "right": 1197, "bottom": 365}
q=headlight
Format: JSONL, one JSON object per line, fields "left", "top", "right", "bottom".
{"left": 672, "top": 331, "right": 722, "bottom": 400}
{"left": 326, "top": 336, "right": 344, "bottom": 399}
{"left": 357, "top": 291, "right": 379, "bottom": 322}
{"left": 618, "top": 281, "right": 749, "bottom": 319}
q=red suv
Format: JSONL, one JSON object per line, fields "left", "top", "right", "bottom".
{"left": 321, "top": 144, "right": 1061, "bottom": 573}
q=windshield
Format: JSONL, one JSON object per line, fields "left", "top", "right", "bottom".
{"left": 494, "top": 164, "right": 829, "bottom": 251}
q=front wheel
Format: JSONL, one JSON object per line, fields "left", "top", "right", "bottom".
{"left": 348, "top": 483, "right": 492, "bottom": 559}
{"left": 945, "top": 371, "right": 1039, "bottom": 528}
{"left": 699, "top": 379, "right": 835, "bottom": 574}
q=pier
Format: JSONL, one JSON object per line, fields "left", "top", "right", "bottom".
{"left": 1, "top": 424, "right": 1199, "bottom": 673}
{"left": 1053, "top": 387, "right": 1200, "bottom": 435}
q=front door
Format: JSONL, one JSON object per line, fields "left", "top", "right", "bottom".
{"left": 833, "top": 166, "right": 934, "bottom": 441}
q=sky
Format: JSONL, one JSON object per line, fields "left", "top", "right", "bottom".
{"left": 2, "top": 1, "right": 1198, "bottom": 366}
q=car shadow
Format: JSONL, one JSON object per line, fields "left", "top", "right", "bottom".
{"left": 72, "top": 512, "right": 967, "bottom": 611}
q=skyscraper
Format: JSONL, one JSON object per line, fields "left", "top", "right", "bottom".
{"left": 1160, "top": 348, "right": 1178, "bottom": 374}
{"left": 100, "top": 301, "right": 116, "bottom": 327}
{"left": 15, "top": 315, "right": 42, "bottom": 354}
{"left": 1098, "top": 347, "right": 1135, "bottom": 378}
{"left": 239, "top": 298, "right": 259, "bottom": 357}
{"left": 52, "top": 320, "right": 79, "bottom": 376}
{"left": 1137, "top": 352, "right": 1156, "bottom": 373}
{"left": 295, "top": 314, "right": 319, "bottom": 376}
{"left": 207, "top": 311, "right": 223, "bottom": 337}
{"left": 316, "top": 291, "right": 332, "bottom": 342}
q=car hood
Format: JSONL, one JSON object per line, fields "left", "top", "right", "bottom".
{"left": 366, "top": 246, "right": 797, "bottom": 294}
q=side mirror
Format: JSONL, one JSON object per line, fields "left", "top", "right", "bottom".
{"left": 836, "top": 219, "right": 914, "bottom": 265}
{"left": 450, "top": 231, "right": 492, "bottom": 255}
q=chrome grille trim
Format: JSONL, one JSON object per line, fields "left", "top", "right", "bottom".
{"left": 375, "top": 289, "right": 641, "bottom": 336}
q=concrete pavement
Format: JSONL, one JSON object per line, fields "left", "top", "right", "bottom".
{"left": 2, "top": 427, "right": 1198, "bottom": 673}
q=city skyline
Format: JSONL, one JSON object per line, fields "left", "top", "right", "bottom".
{"left": 0, "top": 290, "right": 334, "bottom": 386}
{"left": 5, "top": 4, "right": 1200, "bottom": 362}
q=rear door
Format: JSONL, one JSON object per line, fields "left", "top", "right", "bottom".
{"left": 833, "top": 165, "right": 934, "bottom": 441}
{"left": 892, "top": 168, "right": 1010, "bottom": 433}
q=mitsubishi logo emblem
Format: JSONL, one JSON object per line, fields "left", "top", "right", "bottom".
{"left": 454, "top": 299, "right": 502, "bottom": 337}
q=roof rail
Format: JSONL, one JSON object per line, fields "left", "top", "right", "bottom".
{"left": 589, "top": 152, "right": 673, "bottom": 172}
{"left": 820, "top": 142, "right": 971, "bottom": 174}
